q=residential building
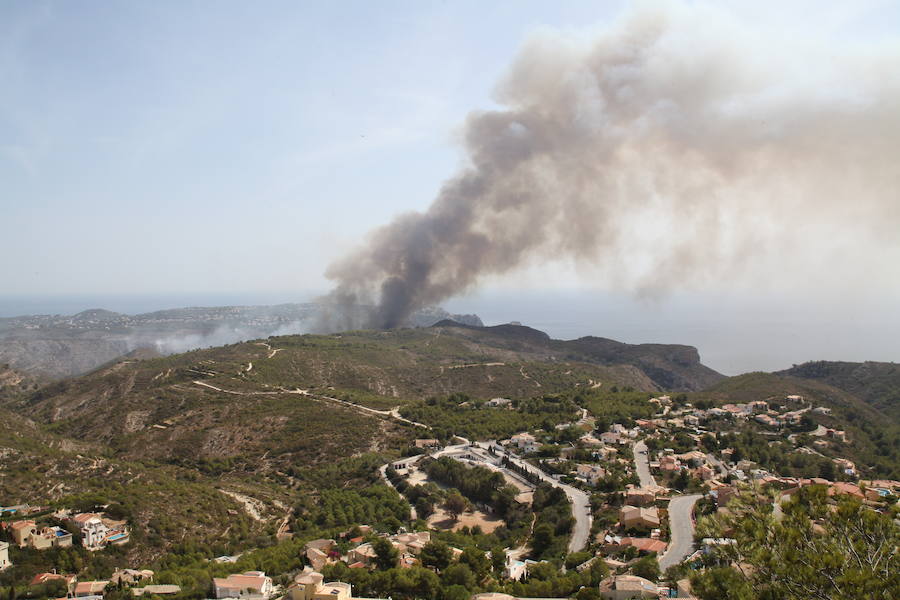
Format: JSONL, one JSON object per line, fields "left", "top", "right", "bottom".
{"left": 510, "top": 433, "right": 539, "bottom": 453}
{"left": 782, "top": 411, "right": 804, "bottom": 426}
{"left": 414, "top": 439, "right": 440, "bottom": 449}
{"left": 27, "top": 526, "right": 73, "bottom": 550}
{"left": 833, "top": 458, "right": 856, "bottom": 476}
{"left": 0, "top": 541, "right": 10, "bottom": 571}
{"left": 599, "top": 432, "right": 623, "bottom": 445}
{"left": 696, "top": 465, "right": 715, "bottom": 481}
{"left": 30, "top": 573, "right": 77, "bottom": 592}
{"left": 579, "top": 433, "right": 604, "bottom": 447}
{"left": 612, "top": 537, "right": 668, "bottom": 554}
{"left": 347, "top": 543, "right": 377, "bottom": 567}
{"left": 290, "top": 570, "right": 388, "bottom": 600}
{"left": 659, "top": 455, "right": 681, "bottom": 472}
{"left": 71, "top": 513, "right": 110, "bottom": 549}
{"left": 502, "top": 554, "right": 534, "bottom": 582}
{"left": 74, "top": 581, "right": 109, "bottom": 599}
{"left": 599, "top": 575, "right": 659, "bottom": 599}
{"left": 619, "top": 506, "right": 660, "bottom": 530}
{"left": 485, "top": 397, "right": 512, "bottom": 408}
{"left": 9, "top": 520, "right": 36, "bottom": 547}
{"left": 390, "top": 531, "right": 430, "bottom": 555}
{"left": 213, "top": 572, "right": 273, "bottom": 600}
{"left": 132, "top": 585, "right": 181, "bottom": 596}
{"left": 303, "top": 539, "right": 335, "bottom": 554}
{"left": 754, "top": 414, "right": 781, "bottom": 428}
{"left": 624, "top": 486, "right": 657, "bottom": 506}
{"left": 306, "top": 548, "right": 328, "bottom": 572}
{"left": 576, "top": 464, "right": 607, "bottom": 485}
{"left": 111, "top": 569, "right": 153, "bottom": 585}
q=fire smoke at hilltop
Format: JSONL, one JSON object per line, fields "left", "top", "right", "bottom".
{"left": 321, "top": 2, "right": 900, "bottom": 330}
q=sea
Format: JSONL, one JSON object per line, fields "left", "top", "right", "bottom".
{"left": 1, "top": 290, "right": 897, "bottom": 376}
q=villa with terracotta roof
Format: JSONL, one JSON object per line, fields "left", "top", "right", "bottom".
{"left": 619, "top": 536, "right": 668, "bottom": 554}
{"left": 289, "top": 570, "right": 388, "bottom": 600}
{"left": 213, "top": 572, "right": 273, "bottom": 600}
{"left": 30, "top": 572, "right": 77, "bottom": 590}
{"left": 619, "top": 505, "right": 660, "bottom": 530}
{"left": 9, "top": 520, "right": 37, "bottom": 547}
{"left": 74, "top": 581, "right": 109, "bottom": 599}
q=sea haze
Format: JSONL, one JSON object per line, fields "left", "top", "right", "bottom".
{"left": 2, "top": 290, "right": 897, "bottom": 377}
{"left": 445, "top": 289, "right": 900, "bottom": 376}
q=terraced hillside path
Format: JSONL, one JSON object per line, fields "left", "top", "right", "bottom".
{"left": 254, "top": 342, "right": 282, "bottom": 359}
{"left": 190, "top": 380, "right": 429, "bottom": 429}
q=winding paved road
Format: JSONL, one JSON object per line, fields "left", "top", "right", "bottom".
{"left": 658, "top": 493, "right": 701, "bottom": 570}
{"left": 633, "top": 440, "right": 701, "bottom": 569}
{"left": 472, "top": 442, "right": 591, "bottom": 553}
{"left": 633, "top": 440, "right": 657, "bottom": 488}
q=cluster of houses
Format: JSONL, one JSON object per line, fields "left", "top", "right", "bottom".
{"left": 301, "top": 528, "right": 462, "bottom": 573}
{"left": 0, "top": 510, "right": 129, "bottom": 557}
{"left": 16, "top": 569, "right": 176, "bottom": 600}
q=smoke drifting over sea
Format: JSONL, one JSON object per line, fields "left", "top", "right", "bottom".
{"left": 323, "top": 2, "right": 900, "bottom": 330}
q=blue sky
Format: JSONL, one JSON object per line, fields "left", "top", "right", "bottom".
{"left": 1, "top": 1, "right": 899, "bottom": 372}
{"left": 4, "top": 0, "right": 897, "bottom": 297}
{"left": 2, "top": 1, "right": 629, "bottom": 295}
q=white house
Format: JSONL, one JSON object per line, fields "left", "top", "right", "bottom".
{"left": 72, "top": 514, "right": 110, "bottom": 550}
{"left": 0, "top": 541, "right": 11, "bottom": 570}
{"left": 510, "top": 433, "right": 539, "bottom": 454}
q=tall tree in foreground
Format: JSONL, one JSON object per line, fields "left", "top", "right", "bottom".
{"left": 692, "top": 485, "right": 900, "bottom": 600}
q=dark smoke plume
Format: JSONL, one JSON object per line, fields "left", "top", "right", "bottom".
{"left": 322, "top": 2, "right": 900, "bottom": 330}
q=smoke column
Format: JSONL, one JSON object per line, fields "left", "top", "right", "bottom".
{"left": 322, "top": 2, "right": 900, "bottom": 330}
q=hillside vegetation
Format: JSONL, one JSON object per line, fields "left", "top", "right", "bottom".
{"left": 0, "top": 323, "right": 705, "bottom": 562}
{"left": 697, "top": 371, "right": 900, "bottom": 478}
{"left": 781, "top": 360, "right": 900, "bottom": 420}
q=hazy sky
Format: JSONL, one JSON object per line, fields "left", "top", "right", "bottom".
{"left": 1, "top": 1, "right": 898, "bottom": 371}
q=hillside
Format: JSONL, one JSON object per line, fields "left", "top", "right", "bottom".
{"left": 698, "top": 371, "right": 900, "bottom": 478}
{"left": 780, "top": 360, "right": 900, "bottom": 420}
{"left": 0, "top": 323, "right": 701, "bottom": 563}
{"left": 431, "top": 321, "right": 723, "bottom": 391}
{"left": 0, "top": 364, "right": 41, "bottom": 400}
{"left": 6, "top": 324, "right": 719, "bottom": 473}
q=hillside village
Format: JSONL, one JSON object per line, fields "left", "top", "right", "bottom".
{"left": 2, "top": 376, "right": 897, "bottom": 600}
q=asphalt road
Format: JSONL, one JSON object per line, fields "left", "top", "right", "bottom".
{"left": 498, "top": 450, "right": 592, "bottom": 553}
{"left": 633, "top": 440, "right": 657, "bottom": 488}
{"left": 658, "top": 493, "right": 702, "bottom": 571}
{"left": 449, "top": 442, "right": 593, "bottom": 553}
{"left": 412, "top": 441, "right": 593, "bottom": 553}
